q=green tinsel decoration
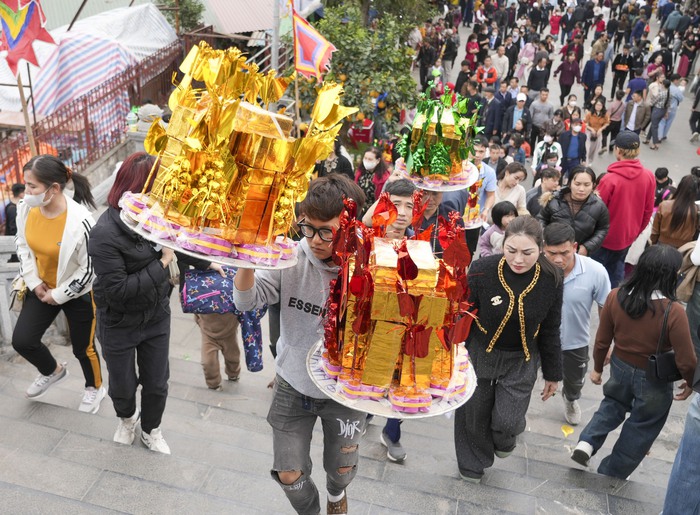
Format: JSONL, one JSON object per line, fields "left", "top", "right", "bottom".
{"left": 429, "top": 141, "right": 451, "bottom": 177}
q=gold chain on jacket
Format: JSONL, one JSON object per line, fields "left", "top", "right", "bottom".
{"left": 484, "top": 257, "right": 541, "bottom": 361}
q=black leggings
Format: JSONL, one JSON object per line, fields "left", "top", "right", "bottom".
{"left": 691, "top": 112, "right": 700, "bottom": 134}
{"left": 12, "top": 291, "right": 102, "bottom": 387}
{"left": 559, "top": 83, "right": 573, "bottom": 107}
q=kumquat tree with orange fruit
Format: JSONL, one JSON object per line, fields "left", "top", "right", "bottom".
{"left": 295, "top": 5, "right": 419, "bottom": 139}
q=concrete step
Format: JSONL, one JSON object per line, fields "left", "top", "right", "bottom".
{"left": 0, "top": 345, "right": 675, "bottom": 515}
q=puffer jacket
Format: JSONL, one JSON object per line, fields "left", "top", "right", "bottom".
{"left": 88, "top": 206, "right": 170, "bottom": 326}
{"left": 537, "top": 188, "right": 610, "bottom": 254}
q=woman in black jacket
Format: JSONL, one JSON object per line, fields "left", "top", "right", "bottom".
{"left": 537, "top": 166, "right": 610, "bottom": 255}
{"left": 88, "top": 152, "right": 174, "bottom": 454}
{"left": 454, "top": 216, "right": 563, "bottom": 482}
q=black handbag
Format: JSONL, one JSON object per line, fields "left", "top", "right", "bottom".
{"left": 646, "top": 302, "right": 682, "bottom": 383}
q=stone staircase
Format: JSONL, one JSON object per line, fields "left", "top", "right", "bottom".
{"left": 0, "top": 300, "right": 687, "bottom": 514}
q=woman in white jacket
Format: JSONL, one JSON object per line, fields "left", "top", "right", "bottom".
{"left": 13, "top": 155, "right": 105, "bottom": 413}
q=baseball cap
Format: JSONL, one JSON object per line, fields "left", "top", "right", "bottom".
{"left": 516, "top": 93, "right": 527, "bottom": 102}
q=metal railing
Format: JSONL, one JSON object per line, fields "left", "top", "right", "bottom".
{"left": 0, "top": 40, "right": 183, "bottom": 187}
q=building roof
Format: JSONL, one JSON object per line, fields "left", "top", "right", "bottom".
{"left": 202, "top": 0, "right": 274, "bottom": 34}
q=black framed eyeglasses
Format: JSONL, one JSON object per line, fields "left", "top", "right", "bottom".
{"left": 297, "top": 219, "right": 335, "bottom": 242}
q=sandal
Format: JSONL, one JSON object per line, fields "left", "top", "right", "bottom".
{"left": 649, "top": 145, "right": 659, "bottom": 150}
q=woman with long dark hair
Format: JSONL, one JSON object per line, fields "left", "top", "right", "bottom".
{"left": 454, "top": 216, "right": 563, "bottom": 482}
{"left": 651, "top": 175, "right": 699, "bottom": 248}
{"left": 89, "top": 152, "right": 174, "bottom": 454}
{"left": 571, "top": 244, "right": 697, "bottom": 479}
{"left": 584, "top": 99, "right": 609, "bottom": 163}
{"left": 12, "top": 155, "right": 104, "bottom": 412}
{"left": 538, "top": 166, "right": 610, "bottom": 256}
{"left": 354, "top": 146, "right": 389, "bottom": 216}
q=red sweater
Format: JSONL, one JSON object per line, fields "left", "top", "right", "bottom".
{"left": 596, "top": 159, "right": 655, "bottom": 250}
{"left": 594, "top": 291, "right": 697, "bottom": 385}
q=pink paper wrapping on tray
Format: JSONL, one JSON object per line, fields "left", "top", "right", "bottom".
{"left": 274, "top": 237, "right": 297, "bottom": 260}
{"left": 337, "top": 379, "right": 386, "bottom": 401}
{"left": 388, "top": 390, "right": 432, "bottom": 413}
{"left": 235, "top": 243, "right": 282, "bottom": 266}
{"left": 177, "top": 229, "right": 234, "bottom": 257}
{"left": 120, "top": 192, "right": 180, "bottom": 241}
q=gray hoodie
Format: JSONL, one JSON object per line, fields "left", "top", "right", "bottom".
{"left": 232, "top": 238, "right": 338, "bottom": 398}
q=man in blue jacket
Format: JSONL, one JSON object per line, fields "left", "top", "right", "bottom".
{"left": 480, "top": 86, "right": 503, "bottom": 138}
{"left": 558, "top": 117, "right": 587, "bottom": 183}
{"left": 581, "top": 52, "right": 606, "bottom": 105}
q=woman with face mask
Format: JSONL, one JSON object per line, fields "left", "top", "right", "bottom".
{"left": 353, "top": 146, "right": 389, "bottom": 217}
{"left": 12, "top": 155, "right": 105, "bottom": 414}
{"left": 538, "top": 166, "right": 610, "bottom": 256}
{"left": 531, "top": 129, "right": 563, "bottom": 181}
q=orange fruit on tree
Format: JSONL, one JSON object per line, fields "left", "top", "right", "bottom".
{"left": 356, "top": 112, "right": 365, "bottom": 121}
{"left": 370, "top": 90, "right": 379, "bottom": 98}
{"left": 339, "top": 73, "right": 347, "bottom": 82}
{"left": 377, "top": 101, "right": 386, "bottom": 109}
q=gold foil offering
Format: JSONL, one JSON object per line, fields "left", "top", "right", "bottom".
{"left": 143, "top": 41, "right": 357, "bottom": 246}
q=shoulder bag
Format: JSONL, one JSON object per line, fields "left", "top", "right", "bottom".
{"left": 9, "top": 275, "right": 27, "bottom": 313}
{"left": 646, "top": 301, "right": 683, "bottom": 383}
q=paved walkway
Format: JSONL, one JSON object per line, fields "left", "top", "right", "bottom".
{"left": 0, "top": 297, "right": 691, "bottom": 514}
{"left": 0, "top": 16, "right": 698, "bottom": 515}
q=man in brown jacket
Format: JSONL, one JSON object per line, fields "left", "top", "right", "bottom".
{"left": 620, "top": 90, "right": 651, "bottom": 134}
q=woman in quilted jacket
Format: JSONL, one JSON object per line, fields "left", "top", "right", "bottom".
{"left": 538, "top": 166, "right": 610, "bottom": 255}
{"left": 89, "top": 152, "right": 174, "bottom": 455}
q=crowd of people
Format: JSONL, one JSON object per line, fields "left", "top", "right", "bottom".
{"left": 5, "top": 1, "right": 700, "bottom": 514}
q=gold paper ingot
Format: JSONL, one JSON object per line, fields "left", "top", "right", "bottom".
{"left": 229, "top": 131, "right": 294, "bottom": 171}
{"left": 373, "top": 238, "right": 439, "bottom": 290}
{"left": 400, "top": 333, "right": 440, "bottom": 389}
{"left": 340, "top": 298, "right": 372, "bottom": 378}
{"left": 430, "top": 347, "right": 454, "bottom": 388}
{"left": 370, "top": 290, "right": 448, "bottom": 327}
{"left": 231, "top": 102, "right": 294, "bottom": 140}
{"left": 226, "top": 164, "right": 284, "bottom": 244}
{"left": 361, "top": 321, "right": 402, "bottom": 388}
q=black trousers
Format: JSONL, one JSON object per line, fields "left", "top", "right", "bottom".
{"left": 12, "top": 291, "right": 102, "bottom": 387}
{"left": 454, "top": 342, "right": 539, "bottom": 477}
{"left": 690, "top": 112, "right": 700, "bottom": 134}
{"left": 559, "top": 83, "right": 573, "bottom": 107}
{"left": 562, "top": 346, "right": 589, "bottom": 401}
{"left": 602, "top": 120, "right": 621, "bottom": 150}
{"left": 97, "top": 309, "right": 170, "bottom": 433}
{"left": 610, "top": 73, "right": 627, "bottom": 97}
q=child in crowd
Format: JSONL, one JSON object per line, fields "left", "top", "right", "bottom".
{"left": 506, "top": 133, "right": 526, "bottom": 164}
{"left": 232, "top": 175, "right": 367, "bottom": 515}
{"left": 654, "top": 167, "right": 675, "bottom": 208}
{"left": 477, "top": 201, "right": 518, "bottom": 258}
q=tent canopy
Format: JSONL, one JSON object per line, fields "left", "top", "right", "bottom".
{"left": 0, "top": 3, "right": 177, "bottom": 115}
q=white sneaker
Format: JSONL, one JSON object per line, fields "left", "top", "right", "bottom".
{"left": 25, "top": 362, "right": 68, "bottom": 399}
{"left": 691, "top": 132, "right": 700, "bottom": 142}
{"left": 564, "top": 398, "right": 582, "bottom": 426}
{"left": 141, "top": 427, "right": 171, "bottom": 455}
{"left": 571, "top": 441, "right": 594, "bottom": 467}
{"left": 113, "top": 409, "right": 140, "bottom": 445}
{"left": 79, "top": 385, "right": 106, "bottom": 414}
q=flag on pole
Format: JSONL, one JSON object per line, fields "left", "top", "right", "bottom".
{"left": 292, "top": 7, "right": 336, "bottom": 80}
{"left": 0, "top": 0, "right": 55, "bottom": 76}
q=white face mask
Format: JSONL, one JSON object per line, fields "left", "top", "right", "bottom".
{"left": 544, "top": 135, "right": 553, "bottom": 143}
{"left": 679, "top": 86, "right": 686, "bottom": 92}
{"left": 23, "top": 189, "right": 54, "bottom": 208}
{"left": 572, "top": 125, "right": 582, "bottom": 133}
{"left": 568, "top": 100, "right": 577, "bottom": 107}
{"left": 363, "top": 159, "right": 378, "bottom": 171}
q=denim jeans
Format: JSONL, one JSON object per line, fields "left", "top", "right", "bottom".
{"left": 658, "top": 107, "right": 677, "bottom": 139}
{"left": 662, "top": 394, "right": 700, "bottom": 515}
{"left": 591, "top": 246, "right": 629, "bottom": 288}
{"left": 578, "top": 355, "right": 673, "bottom": 479}
{"left": 685, "top": 282, "right": 700, "bottom": 359}
{"left": 267, "top": 375, "right": 365, "bottom": 514}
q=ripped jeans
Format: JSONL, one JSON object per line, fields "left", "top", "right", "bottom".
{"left": 267, "top": 375, "right": 366, "bottom": 515}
